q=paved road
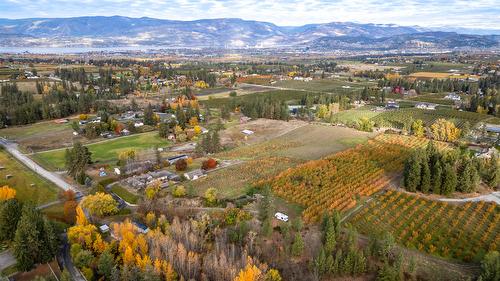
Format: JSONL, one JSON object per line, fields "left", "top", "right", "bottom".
{"left": 0, "top": 138, "right": 78, "bottom": 192}
{"left": 440, "top": 191, "right": 500, "bottom": 204}
{"left": 0, "top": 250, "right": 16, "bottom": 272}
{"left": 62, "top": 239, "right": 86, "bottom": 281}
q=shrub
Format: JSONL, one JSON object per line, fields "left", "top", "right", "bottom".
{"left": 175, "top": 159, "right": 188, "bottom": 171}
{"left": 202, "top": 158, "right": 218, "bottom": 170}
{"left": 172, "top": 186, "right": 186, "bottom": 197}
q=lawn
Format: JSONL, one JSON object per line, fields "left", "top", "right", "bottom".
{"left": 0, "top": 149, "right": 59, "bottom": 205}
{"left": 33, "top": 132, "right": 171, "bottom": 170}
{"left": 330, "top": 107, "right": 381, "bottom": 125}
{"left": 111, "top": 184, "right": 140, "bottom": 204}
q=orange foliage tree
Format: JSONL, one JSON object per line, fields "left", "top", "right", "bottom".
{"left": 0, "top": 186, "right": 16, "bottom": 201}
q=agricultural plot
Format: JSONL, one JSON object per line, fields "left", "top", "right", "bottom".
{"left": 264, "top": 134, "right": 447, "bottom": 222}
{"left": 330, "top": 107, "right": 381, "bottom": 125}
{"left": 408, "top": 93, "right": 456, "bottom": 106}
{"left": 371, "top": 108, "right": 497, "bottom": 129}
{"left": 0, "top": 119, "right": 77, "bottom": 152}
{"left": 273, "top": 78, "right": 376, "bottom": 94}
{"left": 0, "top": 148, "right": 59, "bottom": 205}
{"left": 350, "top": 190, "right": 499, "bottom": 262}
{"left": 33, "top": 132, "right": 171, "bottom": 170}
{"left": 189, "top": 124, "right": 374, "bottom": 198}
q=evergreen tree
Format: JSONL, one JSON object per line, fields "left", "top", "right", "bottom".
{"left": 0, "top": 198, "right": 23, "bottom": 241}
{"left": 291, "top": 233, "right": 304, "bottom": 257}
{"left": 324, "top": 214, "right": 338, "bottom": 253}
{"left": 479, "top": 251, "right": 500, "bottom": 281}
{"left": 143, "top": 103, "right": 156, "bottom": 125}
{"left": 442, "top": 163, "right": 457, "bottom": 195}
{"left": 40, "top": 219, "right": 58, "bottom": 263}
{"left": 486, "top": 155, "right": 500, "bottom": 188}
{"left": 175, "top": 106, "right": 186, "bottom": 128}
{"left": 458, "top": 159, "right": 477, "bottom": 193}
{"left": 12, "top": 204, "right": 58, "bottom": 271}
{"left": 431, "top": 159, "right": 443, "bottom": 194}
{"left": 420, "top": 155, "right": 431, "bottom": 193}
{"left": 13, "top": 204, "right": 43, "bottom": 271}
{"left": 65, "top": 142, "right": 92, "bottom": 182}
{"left": 403, "top": 154, "right": 421, "bottom": 192}
{"left": 158, "top": 122, "right": 170, "bottom": 138}
{"left": 98, "top": 250, "right": 116, "bottom": 279}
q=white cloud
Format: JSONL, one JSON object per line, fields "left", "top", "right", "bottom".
{"left": 0, "top": 0, "right": 498, "bottom": 29}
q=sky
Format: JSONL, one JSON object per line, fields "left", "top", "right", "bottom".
{"left": 0, "top": 0, "right": 499, "bottom": 29}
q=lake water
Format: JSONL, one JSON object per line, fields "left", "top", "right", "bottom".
{"left": 0, "top": 46, "right": 180, "bottom": 54}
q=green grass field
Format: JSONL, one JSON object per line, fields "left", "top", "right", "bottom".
{"left": 273, "top": 77, "right": 376, "bottom": 94}
{"left": 331, "top": 107, "right": 382, "bottom": 125}
{"left": 0, "top": 120, "right": 72, "bottom": 140}
{"left": 0, "top": 149, "right": 59, "bottom": 205}
{"left": 33, "top": 132, "right": 171, "bottom": 170}
{"left": 111, "top": 184, "right": 140, "bottom": 204}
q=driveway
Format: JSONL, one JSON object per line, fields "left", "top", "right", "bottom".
{"left": 0, "top": 138, "right": 78, "bottom": 192}
{"left": 0, "top": 250, "right": 16, "bottom": 271}
{"left": 440, "top": 191, "right": 500, "bottom": 204}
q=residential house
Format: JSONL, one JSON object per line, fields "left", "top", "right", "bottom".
{"left": 184, "top": 169, "right": 206, "bottom": 181}
{"left": 415, "top": 102, "right": 437, "bottom": 110}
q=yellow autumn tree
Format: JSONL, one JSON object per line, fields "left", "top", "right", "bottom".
{"left": 135, "top": 254, "right": 152, "bottom": 270}
{"left": 92, "top": 235, "right": 108, "bottom": 254}
{"left": 234, "top": 263, "right": 262, "bottom": 281}
{"left": 67, "top": 224, "right": 100, "bottom": 249}
{"left": 265, "top": 269, "right": 282, "bottom": 281}
{"left": 430, "top": 118, "right": 461, "bottom": 142}
{"left": 193, "top": 125, "right": 202, "bottom": 135}
{"left": 75, "top": 205, "right": 88, "bottom": 226}
{"left": 161, "top": 260, "right": 177, "bottom": 281}
{"left": 0, "top": 186, "right": 16, "bottom": 201}
{"left": 123, "top": 246, "right": 135, "bottom": 266}
{"left": 80, "top": 192, "right": 118, "bottom": 217}
{"left": 189, "top": 116, "right": 198, "bottom": 126}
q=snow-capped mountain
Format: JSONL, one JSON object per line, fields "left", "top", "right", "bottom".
{"left": 0, "top": 16, "right": 497, "bottom": 50}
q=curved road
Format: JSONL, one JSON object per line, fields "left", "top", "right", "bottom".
{"left": 440, "top": 191, "right": 500, "bottom": 204}
{"left": 0, "top": 138, "right": 78, "bottom": 192}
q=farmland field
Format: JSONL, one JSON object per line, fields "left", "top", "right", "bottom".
{"left": 408, "top": 72, "right": 479, "bottom": 80}
{"left": 0, "top": 148, "right": 59, "bottom": 205}
{"left": 350, "top": 190, "right": 499, "bottom": 262}
{"left": 330, "top": 106, "right": 382, "bottom": 124}
{"left": 408, "top": 93, "right": 457, "bottom": 106}
{"left": 264, "top": 134, "right": 448, "bottom": 222}
{"left": 189, "top": 124, "right": 375, "bottom": 198}
{"left": 371, "top": 108, "right": 497, "bottom": 129}
{"left": 0, "top": 119, "right": 79, "bottom": 152}
{"left": 273, "top": 77, "right": 376, "bottom": 94}
{"left": 33, "top": 132, "right": 171, "bottom": 170}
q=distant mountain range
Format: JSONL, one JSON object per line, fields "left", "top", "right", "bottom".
{"left": 0, "top": 16, "right": 498, "bottom": 51}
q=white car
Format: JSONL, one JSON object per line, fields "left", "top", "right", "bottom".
{"left": 274, "top": 212, "right": 289, "bottom": 222}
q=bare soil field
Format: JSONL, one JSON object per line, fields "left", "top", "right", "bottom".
{"left": 220, "top": 118, "right": 306, "bottom": 147}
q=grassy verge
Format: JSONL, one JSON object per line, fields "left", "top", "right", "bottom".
{"left": 33, "top": 132, "right": 171, "bottom": 170}
{"left": 1, "top": 264, "right": 17, "bottom": 277}
{"left": 0, "top": 149, "right": 59, "bottom": 205}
